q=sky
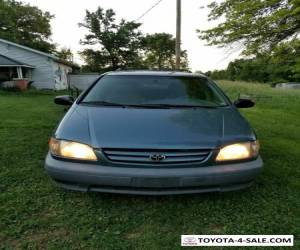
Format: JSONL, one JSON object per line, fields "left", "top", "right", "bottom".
{"left": 23, "top": 0, "right": 241, "bottom": 72}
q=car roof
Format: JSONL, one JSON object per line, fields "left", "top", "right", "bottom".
{"left": 105, "top": 70, "right": 207, "bottom": 78}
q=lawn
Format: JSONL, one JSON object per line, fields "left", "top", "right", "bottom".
{"left": 1, "top": 82, "right": 299, "bottom": 249}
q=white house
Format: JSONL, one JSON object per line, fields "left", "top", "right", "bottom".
{"left": 0, "top": 38, "right": 78, "bottom": 90}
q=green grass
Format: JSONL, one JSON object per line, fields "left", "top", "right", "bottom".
{"left": 1, "top": 83, "right": 299, "bottom": 249}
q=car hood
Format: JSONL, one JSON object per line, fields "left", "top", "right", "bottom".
{"left": 55, "top": 105, "right": 256, "bottom": 149}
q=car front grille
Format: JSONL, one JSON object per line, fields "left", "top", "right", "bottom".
{"left": 102, "top": 148, "right": 211, "bottom": 165}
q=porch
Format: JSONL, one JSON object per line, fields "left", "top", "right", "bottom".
{"left": 0, "top": 54, "right": 35, "bottom": 89}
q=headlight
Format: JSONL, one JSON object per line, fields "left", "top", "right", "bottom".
{"left": 49, "top": 138, "right": 97, "bottom": 161}
{"left": 216, "top": 141, "right": 259, "bottom": 162}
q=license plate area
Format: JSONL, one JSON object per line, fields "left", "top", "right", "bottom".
{"left": 131, "top": 177, "right": 181, "bottom": 188}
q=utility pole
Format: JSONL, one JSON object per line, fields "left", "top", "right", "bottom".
{"left": 175, "top": 0, "right": 181, "bottom": 70}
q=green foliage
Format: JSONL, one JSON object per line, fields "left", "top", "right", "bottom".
{"left": 141, "top": 33, "right": 189, "bottom": 70}
{"left": 55, "top": 48, "right": 74, "bottom": 62}
{"left": 79, "top": 7, "right": 143, "bottom": 72}
{"left": 270, "top": 39, "right": 300, "bottom": 81}
{"left": 198, "top": 0, "right": 300, "bottom": 55}
{"left": 0, "top": 0, "right": 56, "bottom": 53}
{"left": 205, "top": 69, "right": 228, "bottom": 80}
{"left": 208, "top": 39, "right": 300, "bottom": 83}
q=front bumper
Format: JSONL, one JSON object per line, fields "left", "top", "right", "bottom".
{"left": 45, "top": 153, "right": 263, "bottom": 195}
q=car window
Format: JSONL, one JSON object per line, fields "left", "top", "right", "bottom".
{"left": 82, "top": 75, "right": 228, "bottom": 107}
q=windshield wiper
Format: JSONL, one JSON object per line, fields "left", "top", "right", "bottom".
{"left": 131, "top": 104, "right": 220, "bottom": 108}
{"left": 80, "top": 101, "right": 223, "bottom": 109}
{"left": 80, "top": 101, "right": 126, "bottom": 107}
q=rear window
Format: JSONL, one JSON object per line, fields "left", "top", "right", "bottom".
{"left": 82, "top": 75, "right": 228, "bottom": 107}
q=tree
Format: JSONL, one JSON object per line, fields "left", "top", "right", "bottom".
{"left": 141, "top": 33, "right": 189, "bottom": 70}
{"left": 198, "top": 0, "right": 300, "bottom": 55}
{"left": 0, "top": 0, "right": 55, "bottom": 53}
{"left": 55, "top": 48, "right": 74, "bottom": 62}
{"left": 206, "top": 69, "right": 228, "bottom": 80}
{"left": 207, "top": 39, "right": 300, "bottom": 83}
{"left": 79, "top": 7, "right": 143, "bottom": 72}
{"left": 269, "top": 39, "right": 300, "bottom": 81}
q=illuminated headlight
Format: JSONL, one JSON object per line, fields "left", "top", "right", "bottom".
{"left": 49, "top": 138, "right": 97, "bottom": 161}
{"left": 216, "top": 141, "right": 259, "bottom": 162}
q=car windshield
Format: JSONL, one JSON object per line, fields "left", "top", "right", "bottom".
{"left": 82, "top": 75, "right": 228, "bottom": 107}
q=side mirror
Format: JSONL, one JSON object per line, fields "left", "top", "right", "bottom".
{"left": 234, "top": 98, "right": 255, "bottom": 108}
{"left": 54, "top": 95, "right": 74, "bottom": 106}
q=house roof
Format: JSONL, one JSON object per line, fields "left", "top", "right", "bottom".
{"left": 54, "top": 58, "right": 80, "bottom": 69}
{"left": 0, "top": 38, "right": 58, "bottom": 60}
{"left": 0, "top": 54, "right": 35, "bottom": 68}
{"left": 0, "top": 38, "right": 79, "bottom": 69}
